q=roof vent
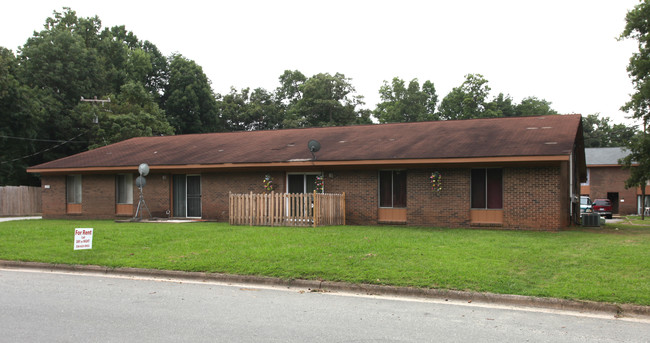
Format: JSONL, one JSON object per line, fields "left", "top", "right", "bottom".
{"left": 526, "top": 127, "right": 539, "bottom": 130}
{"left": 545, "top": 142, "right": 558, "bottom": 145}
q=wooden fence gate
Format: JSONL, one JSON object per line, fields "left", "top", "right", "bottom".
{"left": 229, "top": 191, "right": 345, "bottom": 227}
{"left": 0, "top": 186, "right": 42, "bottom": 216}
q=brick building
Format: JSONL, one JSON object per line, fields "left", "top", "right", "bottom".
{"left": 28, "top": 115, "right": 586, "bottom": 230}
{"left": 580, "top": 147, "right": 647, "bottom": 215}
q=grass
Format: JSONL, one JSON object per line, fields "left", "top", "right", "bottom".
{"left": 621, "top": 215, "right": 650, "bottom": 226}
{"left": 0, "top": 219, "right": 649, "bottom": 305}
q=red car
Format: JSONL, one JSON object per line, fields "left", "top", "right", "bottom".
{"left": 592, "top": 199, "right": 613, "bottom": 219}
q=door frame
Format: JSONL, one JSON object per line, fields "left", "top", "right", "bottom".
{"left": 172, "top": 174, "right": 202, "bottom": 218}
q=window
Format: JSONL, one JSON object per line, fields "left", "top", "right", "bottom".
{"left": 116, "top": 174, "right": 133, "bottom": 204}
{"left": 471, "top": 169, "right": 502, "bottom": 209}
{"left": 287, "top": 174, "right": 319, "bottom": 194}
{"left": 379, "top": 170, "right": 406, "bottom": 208}
{"left": 581, "top": 168, "right": 590, "bottom": 186}
{"left": 66, "top": 175, "right": 82, "bottom": 204}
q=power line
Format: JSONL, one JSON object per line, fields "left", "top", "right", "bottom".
{"left": 0, "top": 134, "right": 88, "bottom": 143}
{"left": 0, "top": 132, "right": 86, "bottom": 165}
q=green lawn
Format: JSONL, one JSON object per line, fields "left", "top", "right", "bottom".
{"left": 1, "top": 219, "right": 648, "bottom": 305}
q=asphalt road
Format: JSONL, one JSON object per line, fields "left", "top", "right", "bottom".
{"left": 1, "top": 268, "right": 648, "bottom": 343}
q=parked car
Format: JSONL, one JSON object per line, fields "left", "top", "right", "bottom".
{"left": 592, "top": 198, "right": 613, "bottom": 219}
{"left": 580, "top": 196, "right": 593, "bottom": 213}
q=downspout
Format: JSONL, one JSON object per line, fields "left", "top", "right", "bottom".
{"left": 569, "top": 150, "right": 575, "bottom": 223}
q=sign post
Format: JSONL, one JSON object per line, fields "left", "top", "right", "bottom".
{"left": 74, "top": 228, "right": 93, "bottom": 250}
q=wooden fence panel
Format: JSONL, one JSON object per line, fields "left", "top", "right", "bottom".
{"left": 229, "top": 192, "right": 345, "bottom": 227}
{"left": 0, "top": 186, "right": 42, "bottom": 216}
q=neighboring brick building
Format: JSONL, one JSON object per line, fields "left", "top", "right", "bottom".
{"left": 28, "top": 115, "right": 586, "bottom": 230}
{"left": 580, "top": 147, "right": 646, "bottom": 216}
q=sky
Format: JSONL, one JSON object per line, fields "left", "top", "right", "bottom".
{"left": 1, "top": 0, "right": 642, "bottom": 125}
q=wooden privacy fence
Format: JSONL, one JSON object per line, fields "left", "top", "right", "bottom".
{"left": 0, "top": 186, "right": 42, "bottom": 216}
{"left": 229, "top": 191, "right": 345, "bottom": 227}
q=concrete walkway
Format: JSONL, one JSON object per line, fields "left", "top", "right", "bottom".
{"left": 0, "top": 216, "right": 42, "bottom": 222}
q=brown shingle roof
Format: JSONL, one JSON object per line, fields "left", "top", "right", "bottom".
{"left": 28, "top": 115, "right": 583, "bottom": 172}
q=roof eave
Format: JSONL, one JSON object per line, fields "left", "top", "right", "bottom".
{"left": 27, "top": 155, "right": 571, "bottom": 174}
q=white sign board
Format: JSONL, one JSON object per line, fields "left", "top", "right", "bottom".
{"left": 74, "top": 228, "right": 93, "bottom": 250}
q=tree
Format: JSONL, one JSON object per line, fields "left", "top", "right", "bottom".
{"left": 620, "top": 1, "right": 650, "bottom": 219}
{"left": 275, "top": 70, "right": 307, "bottom": 106}
{"left": 282, "top": 72, "right": 370, "bottom": 128}
{"left": 582, "top": 113, "right": 638, "bottom": 148}
{"left": 2, "top": 8, "right": 176, "bottom": 185}
{"left": 0, "top": 47, "right": 45, "bottom": 185}
{"left": 163, "top": 54, "right": 219, "bottom": 134}
{"left": 487, "top": 93, "right": 517, "bottom": 117}
{"left": 141, "top": 40, "right": 169, "bottom": 102}
{"left": 373, "top": 77, "right": 438, "bottom": 123}
{"left": 16, "top": 8, "right": 172, "bottom": 158}
{"left": 219, "top": 87, "right": 283, "bottom": 131}
{"left": 18, "top": 8, "right": 104, "bottom": 108}
{"left": 71, "top": 82, "right": 174, "bottom": 149}
{"left": 620, "top": 0, "right": 650, "bottom": 123}
{"left": 438, "top": 74, "right": 498, "bottom": 120}
{"left": 515, "top": 96, "right": 558, "bottom": 117}
{"left": 620, "top": 132, "right": 650, "bottom": 219}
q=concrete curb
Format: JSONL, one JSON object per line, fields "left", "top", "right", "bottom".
{"left": 2, "top": 260, "right": 648, "bottom": 319}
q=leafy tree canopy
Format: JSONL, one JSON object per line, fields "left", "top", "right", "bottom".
{"left": 71, "top": 82, "right": 174, "bottom": 149}
{"left": 620, "top": 0, "right": 650, "bottom": 123}
{"left": 1, "top": 8, "right": 175, "bottom": 185}
{"left": 438, "top": 74, "right": 498, "bottom": 120}
{"left": 438, "top": 74, "right": 559, "bottom": 120}
{"left": 582, "top": 113, "right": 638, "bottom": 148}
{"left": 164, "top": 54, "right": 219, "bottom": 134}
{"left": 0, "top": 47, "right": 46, "bottom": 185}
{"left": 515, "top": 96, "right": 558, "bottom": 117}
{"left": 219, "top": 87, "right": 283, "bottom": 131}
{"left": 373, "top": 77, "right": 438, "bottom": 123}
{"left": 281, "top": 71, "right": 370, "bottom": 128}
{"left": 620, "top": 1, "right": 650, "bottom": 219}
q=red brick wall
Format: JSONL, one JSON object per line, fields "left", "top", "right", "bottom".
{"left": 39, "top": 166, "right": 569, "bottom": 229}
{"left": 321, "top": 170, "right": 378, "bottom": 225}
{"left": 202, "top": 171, "right": 286, "bottom": 220}
{"left": 82, "top": 175, "right": 116, "bottom": 218}
{"left": 139, "top": 173, "right": 172, "bottom": 218}
{"left": 40, "top": 175, "right": 66, "bottom": 218}
{"left": 503, "top": 167, "right": 563, "bottom": 230}
{"left": 41, "top": 174, "right": 116, "bottom": 219}
{"left": 406, "top": 168, "right": 471, "bottom": 228}
{"left": 588, "top": 167, "right": 637, "bottom": 215}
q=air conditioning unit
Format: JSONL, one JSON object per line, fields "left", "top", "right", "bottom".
{"left": 582, "top": 213, "right": 601, "bottom": 227}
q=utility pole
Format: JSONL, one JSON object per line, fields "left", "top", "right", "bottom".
{"left": 80, "top": 96, "right": 110, "bottom": 124}
{"left": 80, "top": 96, "right": 110, "bottom": 104}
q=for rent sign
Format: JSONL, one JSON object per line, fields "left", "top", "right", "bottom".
{"left": 74, "top": 228, "right": 93, "bottom": 250}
